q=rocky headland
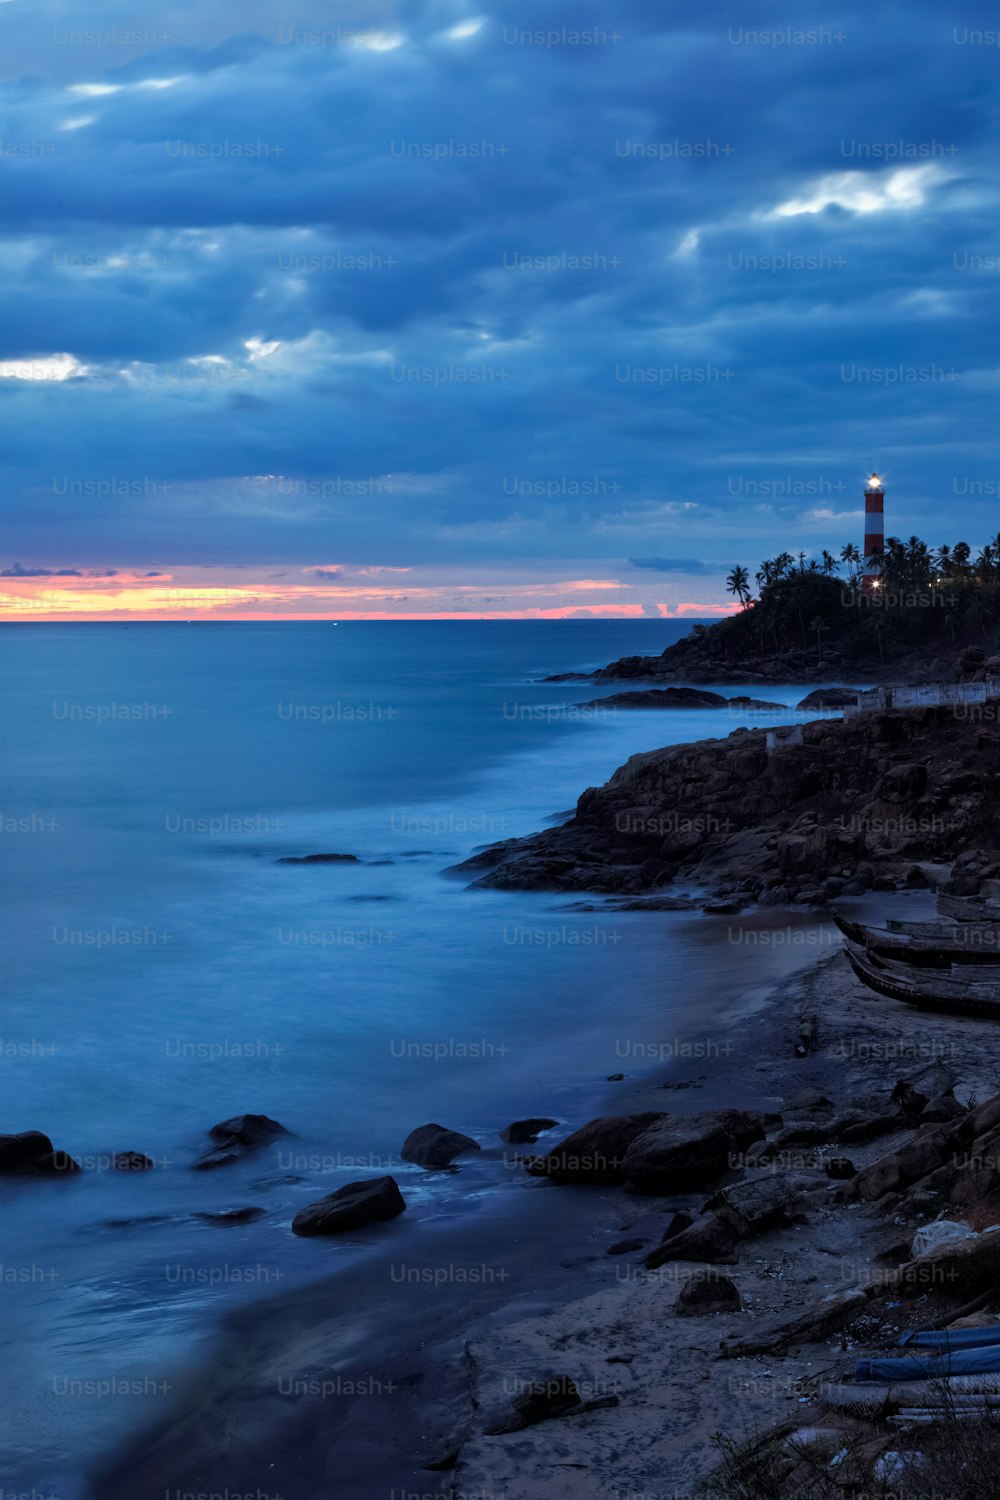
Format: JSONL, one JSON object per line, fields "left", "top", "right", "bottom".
{"left": 546, "top": 600, "right": 1000, "bottom": 686}
{"left": 454, "top": 702, "right": 1000, "bottom": 907}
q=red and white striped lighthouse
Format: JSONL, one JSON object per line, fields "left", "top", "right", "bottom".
{"left": 861, "top": 472, "right": 884, "bottom": 593}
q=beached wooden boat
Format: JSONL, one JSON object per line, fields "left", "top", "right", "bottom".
{"left": 938, "top": 892, "right": 1000, "bottom": 923}
{"left": 884, "top": 916, "right": 1000, "bottom": 940}
{"left": 844, "top": 944, "right": 1000, "bottom": 1018}
{"left": 871, "top": 950, "right": 1000, "bottom": 987}
{"left": 833, "top": 913, "right": 1000, "bottom": 964}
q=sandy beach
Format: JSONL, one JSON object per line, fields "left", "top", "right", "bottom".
{"left": 92, "top": 885, "right": 1000, "bottom": 1499}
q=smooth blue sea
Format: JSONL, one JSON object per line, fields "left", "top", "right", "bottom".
{"left": 0, "top": 621, "right": 858, "bottom": 1491}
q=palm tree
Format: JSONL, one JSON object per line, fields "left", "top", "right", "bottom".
{"left": 840, "top": 542, "right": 861, "bottom": 585}
{"left": 820, "top": 549, "right": 838, "bottom": 576}
{"left": 725, "top": 565, "right": 752, "bottom": 610}
{"left": 905, "top": 536, "right": 931, "bottom": 589}
{"left": 809, "top": 615, "right": 829, "bottom": 662}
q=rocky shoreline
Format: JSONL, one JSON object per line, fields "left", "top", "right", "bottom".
{"left": 86, "top": 902, "right": 1000, "bottom": 1500}
{"left": 452, "top": 702, "right": 1000, "bottom": 908}
{"left": 547, "top": 624, "right": 1000, "bottom": 689}
{"left": 14, "top": 683, "right": 997, "bottom": 1498}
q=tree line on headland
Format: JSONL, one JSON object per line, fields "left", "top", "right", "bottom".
{"left": 689, "top": 533, "right": 1000, "bottom": 674}
{"left": 725, "top": 533, "right": 1000, "bottom": 611}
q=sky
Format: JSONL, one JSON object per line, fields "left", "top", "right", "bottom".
{"left": 1, "top": 0, "right": 998, "bottom": 620}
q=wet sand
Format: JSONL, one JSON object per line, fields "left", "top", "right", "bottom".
{"left": 92, "top": 893, "right": 1000, "bottom": 1499}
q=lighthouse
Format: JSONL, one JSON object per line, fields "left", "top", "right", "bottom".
{"left": 861, "top": 472, "right": 884, "bottom": 593}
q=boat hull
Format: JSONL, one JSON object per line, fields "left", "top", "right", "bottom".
{"left": 844, "top": 946, "right": 1000, "bottom": 1019}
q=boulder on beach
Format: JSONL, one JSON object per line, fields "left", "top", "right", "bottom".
{"left": 401, "top": 1124, "right": 481, "bottom": 1169}
{"left": 291, "top": 1175, "right": 406, "bottom": 1237}
{"left": 705, "top": 1176, "right": 797, "bottom": 1237}
{"left": 606, "top": 1237, "right": 645, "bottom": 1256}
{"left": 193, "top": 1113, "right": 290, "bottom": 1170}
{"left": 646, "top": 1213, "right": 741, "bottom": 1268}
{"left": 524, "top": 1113, "right": 666, "bottom": 1185}
{"left": 499, "top": 1118, "right": 559, "bottom": 1145}
{"left": 675, "top": 1270, "right": 742, "bottom": 1317}
{"left": 621, "top": 1109, "right": 767, "bottom": 1193}
{"left": 112, "top": 1152, "right": 155, "bottom": 1172}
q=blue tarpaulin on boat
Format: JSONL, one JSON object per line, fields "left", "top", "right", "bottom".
{"left": 900, "top": 1326, "right": 1000, "bottom": 1351}
{"left": 855, "top": 1345, "right": 1000, "bottom": 1382}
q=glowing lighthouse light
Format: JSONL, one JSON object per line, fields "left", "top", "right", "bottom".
{"left": 861, "top": 470, "right": 885, "bottom": 593}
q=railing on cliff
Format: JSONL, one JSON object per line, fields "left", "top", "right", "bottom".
{"left": 842, "top": 678, "right": 1000, "bottom": 718}
{"left": 765, "top": 677, "right": 1000, "bottom": 751}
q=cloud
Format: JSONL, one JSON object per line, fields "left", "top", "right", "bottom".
{"left": 770, "top": 166, "right": 948, "bottom": 219}
{"left": 0, "top": 0, "right": 996, "bottom": 613}
{"left": 629, "top": 557, "right": 719, "bottom": 575}
{"left": 1, "top": 561, "right": 120, "bottom": 577}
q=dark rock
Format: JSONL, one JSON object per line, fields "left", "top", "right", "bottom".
{"left": 675, "top": 1270, "right": 742, "bottom": 1316}
{"left": 719, "top": 1289, "right": 868, "bottom": 1358}
{"left": 621, "top": 1110, "right": 767, "bottom": 1193}
{"left": 102, "top": 1214, "right": 176, "bottom": 1228}
{"left": 705, "top": 1177, "right": 796, "bottom": 1237}
{"left": 606, "top": 1238, "right": 645, "bottom": 1256}
{"left": 36, "top": 1150, "right": 82, "bottom": 1175}
{"left": 606, "top": 1073, "right": 625, "bottom": 1081}
{"left": 112, "top": 1152, "right": 155, "bottom": 1172}
{"left": 485, "top": 1372, "right": 582, "bottom": 1434}
{"left": 499, "top": 1118, "right": 559, "bottom": 1145}
{"left": 834, "top": 1110, "right": 911, "bottom": 1144}
{"left": 0, "top": 1130, "right": 56, "bottom": 1175}
{"left": 208, "top": 1114, "right": 289, "bottom": 1147}
{"left": 920, "top": 1095, "right": 966, "bottom": 1124}
{"left": 825, "top": 1158, "right": 857, "bottom": 1180}
{"left": 645, "top": 1213, "right": 741, "bottom": 1268}
{"left": 796, "top": 689, "right": 860, "bottom": 710}
{"left": 851, "top": 1124, "right": 953, "bottom": 1202}
{"left": 401, "top": 1124, "right": 481, "bottom": 1170}
{"left": 276, "top": 853, "right": 360, "bottom": 864}
{"left": 423, "top": 1443, "right": 462, "bottom": 1472}
{"left": 891, "top": 1063, "right": 956, "bottom": 1116}
{"left": 583, "top": 689, "right": 784, "bottom": 712}
{"left": 193, "top": 1144, "right": 245, "bottom": 1171}
{"left": 291, "top": 1176, "right": 406, "bottom": 1237}
{"left": 662, "top": 1210, "right": 695, "bottom": 1241}
{"left": 194, "top": 1206, "right": 267, "bottom": 1225}
{"left": 525, "top": 1113, "right": 666, "bottom": 1185}
{"left": 194, "top": 1113, "right": 290, "bottom": 1170}
{"left": 875, "top": 762, "right": 928, "bottom": 804}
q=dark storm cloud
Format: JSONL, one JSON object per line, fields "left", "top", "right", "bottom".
{"left": 1, "top": 0, "right": 998, "bottom": 580}
{"left": 0, "top": 562, "right": 129, "bottom": 577}
{"left": 629, "top": 558, "right": 720, "bottom": 575}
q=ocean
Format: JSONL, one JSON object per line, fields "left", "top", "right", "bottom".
{"left": 0, "top": 621, "right": 856, "bottom": 1492}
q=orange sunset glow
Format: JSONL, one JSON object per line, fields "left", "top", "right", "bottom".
{"left": 0, "top": 569, "right": 741, "bottom": 621}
